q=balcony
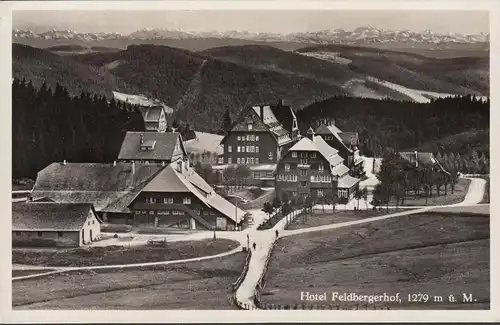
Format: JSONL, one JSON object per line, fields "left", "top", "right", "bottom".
{"left": 297, "top": 164, "right": 311, "bottom": 168}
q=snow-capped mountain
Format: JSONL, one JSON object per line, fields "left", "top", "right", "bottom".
{"left": 12, "top": 26, "right": 489, "bottom": 44}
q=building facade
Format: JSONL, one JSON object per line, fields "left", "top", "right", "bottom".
{"left": 314, "top": 119, "right": 364, "bottom": 177}
{"left": 117, "top": 131, "right": 187, "bottom": 165}
{"left": 12, "top": 203, "right": 102, "bottom": 247}
{"left": 275, "top": 128, "right": 361, "bottom": 205}
{"left": 140, "top": 106, "right": 168, "bottom": 132}
{"left": 217, "top": 100, "right": 300, "bottom": 186}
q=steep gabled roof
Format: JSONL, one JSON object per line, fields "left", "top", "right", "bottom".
{"left": 30, "top": 163, "right": 163, "bottom": 213}
{"left": 142, "top": 106, "right": 165, "bottom": 122}
{"left": 12, "top": 202, "right": 98, "bottom": 231}
{"left": 118, "top": 132, "right": 187, "bottom": 161}
{"left": 287, "top": 136, "right": 346, "bottom": 169}
{"left": 138, "top": 163, "right": 245, "bottom": 222}
{"left": 314, "top": 124, "right": 354, "bottom": 153}
{"left": 289, "top": 137, "right": 318, "bottom": 151}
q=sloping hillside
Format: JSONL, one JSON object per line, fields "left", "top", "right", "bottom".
{"left": 414, "top": 129, "right": 490, "bottom": 157}
{"left": 70, "top": 44, "right": 345, "bottom": 132}
{"left": 12, "top": 44, "right": 128, "bottom": 97}
{"left": 296, "top": 44, "right": 489, "bottom": 96}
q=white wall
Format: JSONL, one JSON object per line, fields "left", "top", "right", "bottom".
{"left": 80, "top": 210, "right": 102, "bottom": 245}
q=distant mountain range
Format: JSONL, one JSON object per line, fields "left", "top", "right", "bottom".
{"left": 13, "top": 26, "right": 489, "bottom": 45}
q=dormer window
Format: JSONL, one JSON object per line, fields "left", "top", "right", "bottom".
{"left": 248, "top": 123, "right": 253, "bottom": 130}
{"left": 140, "top": 140, "right": 157, "bottom": 151}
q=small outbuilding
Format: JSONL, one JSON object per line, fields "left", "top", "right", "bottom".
{"left": 12, "top": 202, "right": 102, "bottom": 247}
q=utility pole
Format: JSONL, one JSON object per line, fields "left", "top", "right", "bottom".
{"left": 247, "top": 233, "right": 250, "bottom": 250}
{"left": 235, "top": 201, "right": 238, "bottom": 231}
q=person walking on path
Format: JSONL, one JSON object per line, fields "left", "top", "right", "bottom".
{"left": 253, "top": 242, "right": 257, "bottom": 250}
{"left": 275, "top": 230, "right": 279, "bottom": 238}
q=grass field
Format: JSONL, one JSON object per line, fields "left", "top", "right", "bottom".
{"left": 388, "top": 178, "right": 471, "bottom": 206}
{"left": 12, "top": 269, "right": 56, "bottom": 277}
{"left": 12, "top": 239, "right": 239, "bottom": 267}
{"left": 262, "top": 212, "right": 489, "bottom": 310}
{"left": 12, "top": 253, "right": 245, "bottom": 310}
{"left": 286, "top": 210, "right": 391, "bottom": 230}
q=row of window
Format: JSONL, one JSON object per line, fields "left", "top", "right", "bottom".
{"left": 237, "top": 134, "right": 260, "bottom": 142}
{"left": 291, "top": 152, "right": 317, "bottom": 158}
{"left": 277, "top": 174, "right": 298, "bottom": 182}
{"left": 234, "top": 157, "right": 260, "bottom": 164}
{"left": 253, "top": 171, "right": 274, "bottom": 178}
{"left": 284, "top": 162, "right": 324, "bottom": 171}
{"left": 311, "top": 175, "right": 333, "bottom": 183}
{"left": 228, "top": 145, "right": 260, "bottom": 153}
{"left": 145, "top": 197, "right": 192, "bottom": 204}
{"left": 136, "top": 210, "right": 216, "bottom": 216}
{"left": 15, "top": 231, "right": 65, "bottom": 238}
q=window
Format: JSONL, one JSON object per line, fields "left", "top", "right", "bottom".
{"left": 254, "top": 172, "right": 261, "bottom": 178}
{"left": 285, "top": 163, "right": 290, "bottom": 171}
{"left": 228, "top": 146, "right": 232, "bottom": 153}
{"left": 146, "top": 197, "right": 156, "bottom": 204}
{"left": 164, "top": 198, "right": 174, "bottom": 204}
{"left": 300, "top": 169, "right": 308, "bottom": 176}
{"left": 237, "top": 136, "right": 241, "bottom": 141}
{"left": 218, "top": 157, "right": 223, "bottom": 164}
{"left": 246, "top": 146, "right": 251, "bottom": 152}
{"left": 292, "top": 191, "right": 298, "bottom": 197}
{"left": 250, "top": 135, "right": 255, "bottom": 141}
{"left": 268, "top": 152, "right": 274, "bottom": 160}
{"left": 317, "top": 189, "right": 324, "bottom": 197}
{"left": 228, "top": 157, "right": 232, "bottom": 164}
{"left": 37, "top": 231, "right": 42, "bottom": 237}
{"left": 266, "top": 172, "right": 273, "bottom": 177}
{"left": 300, "top": 181, "right": 307, "bottom": 187}
{"left": 183, "top": 197, "right": 191, "bottom": 204}
{"left": 300, "top": 152, "right": 307, "bottom": 158}
{"left": 149, "top": 210, "right": 155, "bottom": 215}
{"left": 142, "top": 210, "right": 147, "bottom": 214}
{"left": 311, "top": 152, "right": 317, "bottom": 158}
{"left": 256, "top": 136, "right": 260, "bottom": 141}
{"left": 248, "top": 123, "right": 253, "bottom": 130}
{"left": 318, "top": 164, "right": 324, "bottom": 172}
{"left": 292, "top": 151, "right": 297, "bottom": 158}
{"left": 242, "top": 147, "right": 246, "bottom": 153}
{"left": 237, "top": 158, "right": 241, "bottom": 164}
{"left": 256, "top": 146, "right": 259, "bottom": 153}
{"left": 246, "top": 135, "right": 251, "bottom": 141}
{"left": 300, "top": 158, "right": 308, "bottom": 165}
{"left": 92, "top": 220, "right": 95, "bottom": 224}
{"left": 255, "top": 158, "right": 259, "bottom": 164}
{"left": 237, "top": 146, "right": 241, "bottom": 152}
{"left": 173, "top": 210, "right": 179, "bottom": 215}
{"left": 58, "top": 231, "right": 63, "bottom": 238}
{"left": 246, "top": 157, "right": 250, "bottom": 164}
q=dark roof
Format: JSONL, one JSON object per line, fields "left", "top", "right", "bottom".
{"left": 339, "top": 132, "right": 359, "bottom": 146}
{"left": 118, "top": 132, "right": 187, "bottom": 161}
{"left": 270, "top": 104, "right": 295, "bottom": 134}
{"left": 31, "top": 163, "right": 163, "bottom": 213}
{"left": 399, "top": 151, "right": 436, "bottom": 166}
{"left": 138, "top": 106, "right": 165, "bottom": 123}
{"left": 12, "top": 203, "right": 96, "bottom": 231}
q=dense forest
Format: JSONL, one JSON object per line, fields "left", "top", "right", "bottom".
{"left": 12, "top": 78, "right": 145, "bottom": 179}
{"left": 296, "top": 95, "right": 489, "bottom": 160}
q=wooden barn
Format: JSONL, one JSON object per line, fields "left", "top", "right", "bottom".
{"left": 12, "top": 202, "right": 101, "bottom": 247}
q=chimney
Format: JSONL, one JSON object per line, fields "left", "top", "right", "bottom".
{"left": 63, "top": 160, "right": 67, "bottom": 166}
{"left": 113, "top": 161, "right": 116, "bottom": 167}
{"left": 414, "top": 151, "right": 418, "bottom": 168}
{"left": 140, "top": 133, "right": 144, "bottom": 144}
{"left": 132, "top": 161, "right": 135, "bottom": 175}
{"left": 306, "top": 127, "right": 315, "bottom": 141}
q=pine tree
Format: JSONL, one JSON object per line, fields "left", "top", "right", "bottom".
{"left": 221, "top": 108, "right": 232, "bottom": 135}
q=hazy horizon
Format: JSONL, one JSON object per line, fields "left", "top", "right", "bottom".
{"left": 13, "top": 10, "right": 489, "bottom": 35}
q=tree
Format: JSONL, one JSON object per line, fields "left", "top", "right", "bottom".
{"left": 361, "top": 187, "right": 369, "bottom": 210}
{"left": 235, "top": 164, "right": 251, "bottom": 189}
{"left": 272, "top": 197, "right": 282, "bottom": 214}
{"left": 223, "top": 165, "right": 237, "bottom": 190}
{"left": 221, "top": 108, "right": 232, "bottom": 135}
{"left": 262, "top": 202, "right": 274, "bottom": 219}
{"left": 353, "top": 187, "right": 363, "bottom": 211}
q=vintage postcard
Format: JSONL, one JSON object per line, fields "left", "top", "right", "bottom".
{"left": 0, "top": 0, "right": 498, "bottom": 323}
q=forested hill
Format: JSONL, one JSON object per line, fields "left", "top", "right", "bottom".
{"left": 296, "top": 95, "right": 489, "bottom": 159}
{"left": 12, "top": 78, "right": 145, "bottom": 179}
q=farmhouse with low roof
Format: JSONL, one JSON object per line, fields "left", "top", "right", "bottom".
{"left": 29, "top": 160, "right": 244, "bottom": 230}
{"left": 12, "top": 202, "right": 101, "bottom": 247}
{"left": 399, "top": 151, "right": 450, "bottom": 174}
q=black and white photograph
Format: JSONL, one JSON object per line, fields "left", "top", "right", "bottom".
{"left": 2, "top": 0, "right": 495, "bottom": 322}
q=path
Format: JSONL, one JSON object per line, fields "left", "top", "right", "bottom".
{"left": 233, "top": 176, "right": 486, "bottom": 309}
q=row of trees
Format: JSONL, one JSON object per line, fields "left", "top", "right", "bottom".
{"left": 372, "top": 148, "right": 460, "bottom": 210}
{"left": 434, "top": 150, "right": 490, "bottom": 175}
{"left": 297, "top": 95, "right": 489, "bottom": 158}
{"left": 13, "top": 78, "right": 145, "bottom": 179}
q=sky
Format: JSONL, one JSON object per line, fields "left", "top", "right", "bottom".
{"left": 13, "top": 10, "right": 489, "bottom": 35}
